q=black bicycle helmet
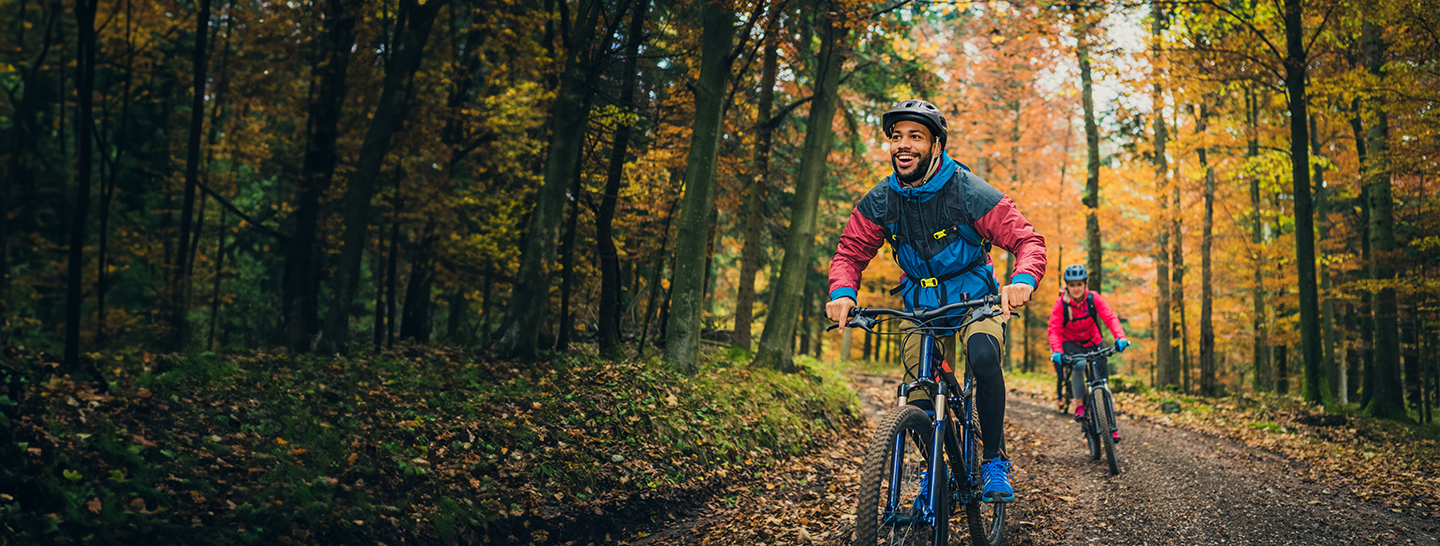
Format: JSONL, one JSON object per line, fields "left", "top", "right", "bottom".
{"left": 882, "top": 100, "right": 948, "bottom": 147}
{"left": 1063, "top": 264, "right": 1088, "bottom": 281}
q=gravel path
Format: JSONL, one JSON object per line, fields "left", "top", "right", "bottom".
{"left": 616, "top": 373, "right": 1439, "bottom": 546}
{"left": 1004, "top": 389, "right": 1439, "bottom": 546}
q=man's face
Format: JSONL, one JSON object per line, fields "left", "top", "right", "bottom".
{"left": 889, "top": 120, "right": 934, "bottom": 184}
{"left": 1066, "top": 280, "right": 1087, "bottom": 300}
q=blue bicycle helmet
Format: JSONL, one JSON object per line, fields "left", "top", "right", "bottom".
{"left": 1063, "top": 264, "right": 1088, "bottom": 281}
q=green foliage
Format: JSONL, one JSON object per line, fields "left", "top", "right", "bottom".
{"left": 0, "top": 345, "right": 860, "bottom": 544}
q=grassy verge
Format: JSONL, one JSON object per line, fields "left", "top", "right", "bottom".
{"left": 0, "top": 345, "right": 863, "bottom": 545}
{"left": 1007, "top": 372, "right": 1440, "bottom": 517}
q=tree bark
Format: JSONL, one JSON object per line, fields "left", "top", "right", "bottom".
{"left": 318, "top": 0, "right": 446, "bottom": 353}
{"left": 63, "top": 0, "right": 98, "bottom": 373}
{"left": 732, "top": 19, "right": 779, "bottom": 352}
{"left": 399, "top": 226, "right": 437, "bottom": 342}
{"left": 499, "top": 0, "right": 600, "bottom": 360}
{"left": 1078, "top": 10, "right": 1103, "bottom": 293}
{"left": 1312, "top": 114, "right": 1338, "bottom": 407}
{"left": 1150, "top": 2, "right": 1173, "bottom": 389}
{"left": 1247, "top": 87, "right": 1270, "bottom": 392}
{"left": 752, "top": 9, "right": 847, "bottom": 374}
{"left": 283, "top": 0, "right": 357, "bottom": 351}
{"left": 1360, "top": 2, "right": 1405, "bottom": 420}
{"left": 663, "top": 2, "right": 736, "bottom": 375}
{"left": 1197, "top": 103, "right": 1217, "bottom": 396}
{"left": 169, "top": 0, "right": 213, "bottom": 352}
{"left": 556, "top": 152, "right": 586, "bottom": 351}
{"left": 1280, "top": 0, "right": 1323, "bottom": 406}
{"left": 596, "top": 0, "right": 649, "bottom": 357}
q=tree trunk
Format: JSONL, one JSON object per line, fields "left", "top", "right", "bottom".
{"left": 752, "top": 10, "right": 847, "bottom": 373}
{"left": 596, "top": 0, "right": 649, "bottom": 357}
{"left": 1197, "top": 103, "right": 1217, "bottom": 396}
{"left": 1275, "top": 344, "right": 1289, "bottom": 395}
{"left": 318, "top": 0, "right": 446, "bottom": 353}
{"left": 1280, "top": 0, "right": 1323, "bottom": 406}
{"left": 663, "top": 2, "right": 736, "bottom": 375}
{"left": 1247, "top": 87, "right": 1270, "bottom": 392}
{"left": 1078, "top": 10, "right": 1103, "bottom": 293}
{"left": 63, "top": 0, "right": 98, "bottom": 373}
{"left": 499, "top": 0, "right": 600, "bottom": 360}
{"left": 447, "top": 291, "right": 467, "bottom": 344}
{"left": 1404, "top": 304, "right": 1420, "bottom": 412}
{"left": 556, "top": 150, "right": 584, "bottom": 351}
{"left": 283, "top": 0, "right": 357, "bottom": 351}
{"left": 209, "top": 210, "right": 226, "bottom": 350}
{"left": 1360, "top": 3, "right": 1405, "bottom": 420}
{"left": 732, "top": 20, "right": 779, "bottom": 352}
{"left": 1150, "top": 2, "right": 1173, "bottom": 389}
{"left": 399, "top": 227, "right": 436, "bottom": 342}
{"left": 169, "top": 0, "right": 213, "bottom": 352}
{"left": 638, "top": 194, "right": 680, "bottom": 356}
{"left": 385, "top": 171, "right": 402, "bottom": 348}
{"left": 1173, "top": 153, "right": 1186, "bottom": 393}
{"left": 1312, "top": 114, "right": 1338, "bottom": 407}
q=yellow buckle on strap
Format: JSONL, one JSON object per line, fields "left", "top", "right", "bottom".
{"left": 920, "top": 277, "right": 939, "bottom": 288}
{"left": 933, "top": 229, "right": 947, "bottom": 239}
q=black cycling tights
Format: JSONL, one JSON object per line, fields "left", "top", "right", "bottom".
{"left": 968, "top": 333, "right": 1005, "bottom": 461}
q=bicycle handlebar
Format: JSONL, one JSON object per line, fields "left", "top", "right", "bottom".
{"left": 824, "top": 295, "right": 1005, "bottom": 333}
{"left": 1061, "top": 344, "right": 1121, "bottom": 365}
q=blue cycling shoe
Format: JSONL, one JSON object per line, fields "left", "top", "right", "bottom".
{"left": 981, "top": 458, "right": 1015, "bottom": 502}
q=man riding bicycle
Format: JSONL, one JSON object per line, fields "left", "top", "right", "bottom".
{"left": 824, "top": 100, "right": 1046, "bottom": 503}
{"left": 1047, "top": 264, "right": 1129, "bottom": 442}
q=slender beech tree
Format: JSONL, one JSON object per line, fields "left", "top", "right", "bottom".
{"left": 1279, "top": 0, "right": 1324, "bottom": 405}
{"left": 169, "top": 0, "right": 213, "bottom": 351}
{"left": 499, "top": 0, "right": 601, "bottom": 360}
{"left": 1196, "top": 103, "right": 1218, "bottom": 396}
{"left": 64, "top": 0, "right": 99, "bottom": 372}
{"left": 1361, "top": 0, "right": 1405, "bottom": 419}
{"left": 319, "top": 0, "right": 448, "bottom": 353}
{"left": 1247, "top": 87, "right": 1270, "bottom": 391}
{"left": 1151, "top": 1, "right": 1175, "bottom": 388}
{"left": 732, "top": 16, "right": 780, "bottom": 351}
{"left": 283, "top": 0, "right": 358, "bottom": 351}
{"left": 1312, "top": 114, "right": 1338, "bottom": 407}
{"left": 753, "top": 6, "right": 847, "bottom": 373}
{"left": 1076, "top": 7, "right": 1103, "bottom": 293}
{"left": 664, "top": 2, "right": 736, "bottom": 374}
{"left": 596, "top": 0, "right": 650, "bottom": 357}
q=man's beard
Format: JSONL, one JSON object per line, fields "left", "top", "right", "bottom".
{"left": 892, "top": 150, "right": 933, "bottom": 185}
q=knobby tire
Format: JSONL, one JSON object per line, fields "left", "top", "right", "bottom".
{"left": 1096, "top": 388, "right": 1120, "bottom": 475}
{"left": 855, "top": 405, "right": 950, "bottom": 546}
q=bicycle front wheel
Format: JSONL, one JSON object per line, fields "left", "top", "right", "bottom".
{"left": 855, "top": 405, "right": 949, "bottom": 546}
{"left": 1095, "top": 388, "right": 1120, "bottom": 475}
{"left": 1083, "top": 394, "right": 1100, "bottom": 461}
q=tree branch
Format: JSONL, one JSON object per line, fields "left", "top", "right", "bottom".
{"left": 195, "top": 181, "right": 290, "bottom": 242}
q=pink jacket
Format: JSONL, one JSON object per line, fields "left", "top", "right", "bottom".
{"left": 1047, "top": 290, "right": 1125, "bottom": 351}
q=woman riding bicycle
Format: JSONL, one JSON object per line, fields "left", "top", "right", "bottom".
{"left": 1047, "top": 264, "right": 1129, "bottom": 442}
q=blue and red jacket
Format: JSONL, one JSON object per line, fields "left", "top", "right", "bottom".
{"left": 828, "top": 151, "right": 1047, "bottom": 314}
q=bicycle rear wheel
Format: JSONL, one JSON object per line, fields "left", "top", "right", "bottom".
{"left": 855, "top": 405, "right": 950, "bottom": 546}
{"left": 1095, "top": 388, "right": 1120, "bottom": 475}
{"left": 962, "top": 403, "right": 1005, "bottom": 546}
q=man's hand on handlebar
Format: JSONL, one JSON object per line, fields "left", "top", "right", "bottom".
{"left": 999, "top": 283, "right": 1034, "bottom": 322}
{"left": 826, "top": 297, "right": 856, "bottom": 332}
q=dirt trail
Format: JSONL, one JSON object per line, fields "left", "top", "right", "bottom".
{"left": 609, "top": 373, "right": 1438, "bottom": 546}
{"left": 1006, "top": 389, "right": 1439, "bottom": 545}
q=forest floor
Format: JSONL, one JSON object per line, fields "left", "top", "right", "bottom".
{"left": 613, "top": 367, "right": 1440, "bottom": 546}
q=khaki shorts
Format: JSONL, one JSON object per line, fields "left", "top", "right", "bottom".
{"left": 899, "top": 309, "right": 1007, "bottom": 404}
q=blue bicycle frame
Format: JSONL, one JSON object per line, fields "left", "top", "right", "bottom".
{"left": 884, "top": 332, "right": 981, "bottom": 526}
